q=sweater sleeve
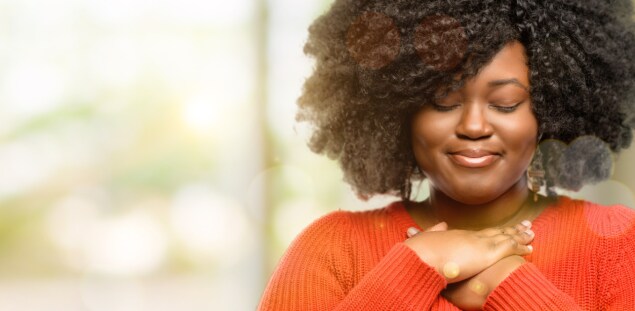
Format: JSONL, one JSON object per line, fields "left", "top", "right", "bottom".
{"left": 600, "top": 206, "right": 635, "bottom": 310}
{"left": 258, "top": 211, "right": 447, "bottom": 311}
{"left": 482, "top": 262, "right": 582, "bottom": 311}
{"left": 484, "top": 204, "right": 635, "bottom": 311}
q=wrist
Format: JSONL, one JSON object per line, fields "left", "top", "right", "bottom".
{"left": 473, "top": 255, "right": 526, "bottom": 296}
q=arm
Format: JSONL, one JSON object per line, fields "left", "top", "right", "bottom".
{"left": 482, "top": 261, "right": 582, "bottom": 311}
{"left": 478, "top": 205, "right": 635, "bottom": 310}
{"left": 442, "top": 256, "right": 583, "bottom": 310}
{"left": 600, "top": 208, "right": 635, "bottom": 310}
{"left": 258, "top": 211, "right": 447, "bottom": 311}
{"left": 484, "top": 206, "right": 635, "bottom": 310}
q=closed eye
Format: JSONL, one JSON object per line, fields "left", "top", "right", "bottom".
{"left": 431, "top": 103, "right": 460, "bottom": 112}
{"left": 490, "top": 102, "right": 522, "bottom": 113}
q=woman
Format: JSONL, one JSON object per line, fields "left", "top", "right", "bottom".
{"left": 259, "top": 0, "right": 635, "bottom": 310}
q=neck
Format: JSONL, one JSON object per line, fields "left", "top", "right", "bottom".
{"left": 423, "top": 177, "right": 538, "bottom": 230}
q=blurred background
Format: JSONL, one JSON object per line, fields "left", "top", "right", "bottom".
{"left": 0, "top": 0, "right": 633, "bottom": 310}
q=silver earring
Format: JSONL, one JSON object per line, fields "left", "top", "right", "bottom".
{"left": 527, "top": 146, "right": 545, "bottom": 202}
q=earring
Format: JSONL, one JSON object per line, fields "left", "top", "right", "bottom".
{"left": 527, "top": 145, "right": 545, "bottom": 202}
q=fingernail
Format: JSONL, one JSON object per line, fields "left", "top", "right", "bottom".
{"left": 521, "top": 220, "right": 532, "bottom": 228}
{"left": 407, "top": 227, "right": 419, "bottom": 237}
{"left": 525, "top": 229, "right": 534, "bottom": 236}
{"left": 528, "top": 245, "right": 533, "bottom": 252}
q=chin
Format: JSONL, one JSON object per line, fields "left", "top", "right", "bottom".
{"left": 444, "top": 183, "right": 506, "bottom": 205}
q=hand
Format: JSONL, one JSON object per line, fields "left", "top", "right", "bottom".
{"left": 404, "top": 221, "right": 533, "bottom": 283}
{"left": 441, "top": 255, "right": 527, "bottom": 310}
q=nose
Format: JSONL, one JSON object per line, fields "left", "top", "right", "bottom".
{"left": 455, "top": 103, "right": 494, "bottom": 140}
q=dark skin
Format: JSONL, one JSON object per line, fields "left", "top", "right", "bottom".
{"left": 403, "top": 41, "right": 554, "bottom": 310}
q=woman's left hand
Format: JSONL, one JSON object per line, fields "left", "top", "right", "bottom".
{"left": 440, "top": 255, "right": 526, "bottom": 310}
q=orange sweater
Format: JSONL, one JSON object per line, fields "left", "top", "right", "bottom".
{"left": 258, "top": 197, "right": 635, "bottom": 310}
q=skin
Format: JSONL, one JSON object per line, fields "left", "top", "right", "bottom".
{"left": 403, "top": 41, "right": 552, "bottom": 309}
{"left": 410, "top": 40, "right": 540, "bottom": 230}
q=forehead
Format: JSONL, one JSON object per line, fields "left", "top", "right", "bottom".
{"left": 476, "top": 41, "right": 529, "bottom": 84}
{"left": 437, "top": 41, "right": 530, "bottom": 97}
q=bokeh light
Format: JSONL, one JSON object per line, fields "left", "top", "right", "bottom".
{"left": 0, "top": 0, "right": 632, "bottom": 310}
{"left": 84, "top": 210, "right": 167, "bottom": 276}
{"left": 169, "top": 183, "right": 252, "bottom": 265}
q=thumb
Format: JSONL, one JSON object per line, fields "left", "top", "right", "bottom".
{"left": 406, "top": 227, "right": 421, "bottom": 238}
{"left": 406, "top": 221, "right": 448, "bottom": 238}
{"left": 426, "top": 221, "right": 448, "bottom": 232}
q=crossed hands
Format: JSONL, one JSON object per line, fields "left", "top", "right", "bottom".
{"left": 404, "top": 221, "right": 534, "bottom": 310}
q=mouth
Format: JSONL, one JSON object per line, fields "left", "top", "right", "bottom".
{"left": 447, "top": 149, "right": 501, "bottom": 168}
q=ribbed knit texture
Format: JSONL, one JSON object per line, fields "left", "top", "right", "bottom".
{"left": 258, "top": 196, "right": 635, "bottom": 310}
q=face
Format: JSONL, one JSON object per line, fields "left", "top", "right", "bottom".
{"left": 411, "top": 41, "right": 538, "bottom": 204}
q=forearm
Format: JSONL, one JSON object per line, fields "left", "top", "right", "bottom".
{"left": 483, "top": 262, "right": 582, "bottom": 311}
{"left": 333, "top": 243, "right": 446, "bottom": 310}
{"left": 259, "top": 242, "right": 447, "bottom": 311}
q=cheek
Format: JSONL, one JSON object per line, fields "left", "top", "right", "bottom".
{"left": 411, "top": 110, "right": 456, "bottom": 150}
{"left": 498, "top": 112, "right": 538, "bottom": 161}
{"left": 411, "top": 110, "right": 457, "bottom": 175}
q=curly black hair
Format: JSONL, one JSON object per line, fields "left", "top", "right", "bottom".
{"left": 297, "top": 0, "right": 635, "bottom": 201}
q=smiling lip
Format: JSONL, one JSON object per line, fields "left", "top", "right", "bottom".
{"left": 448, "top": 150, "right": 501, "bottom": 168}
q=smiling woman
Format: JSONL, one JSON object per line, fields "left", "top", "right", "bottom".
{"left": 413, "top": 42, "right": 537, "bottom": 207}
{"left": 259, "top": 0, "right": 635, "bottom": 310}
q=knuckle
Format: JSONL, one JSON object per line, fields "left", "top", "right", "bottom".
{"left": 487, "top": 239, "right": 498, "bottom": 251}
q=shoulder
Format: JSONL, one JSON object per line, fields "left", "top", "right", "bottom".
{"left": 301, "top": 202, "right": 400, "bottom": 235}
{"left": 294, "top": 210, "right": 353, "bottom": 242}
{"left": 556, "top": 196, "right": 635, "bottom": 239}
{"left": 281, "top": 204, "right": 399, "bottom": 263}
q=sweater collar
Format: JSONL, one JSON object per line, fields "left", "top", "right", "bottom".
{"left": 387, "top": 196, "right": 571, "bottom": 233}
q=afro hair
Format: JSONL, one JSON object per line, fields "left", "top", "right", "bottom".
{"left": 297, "top": 0, "right": 635, "bottom": 200}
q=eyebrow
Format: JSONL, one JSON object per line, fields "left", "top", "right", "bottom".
{"left": 487, "top": 78, "right": 529, "bottom": 91}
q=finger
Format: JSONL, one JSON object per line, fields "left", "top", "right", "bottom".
{"left": 519, "top": 228, "right": 535, "bottom": 244}
{"left": 426, "top": 221, "right": 448, "bottom": 232}
{"left": 494, "top": 235, "right": 534, "bottom": 258}
{"left": 478, "top": 227, "right": 505, "bottom": 237}
{"left": 508, "top": 243, "right": 534, "bottom": 256}
{"left": 503, "top": 219, "right": 533, "bottom": 234}
{"left": 479, "top": 219, "right": 532, "bottom": 237}
{"left": 509, "top": 227, "right": 535, "bottom": 245}
{"left": 521, "top": 220, "right": 532, "bottom": 229}
{"left": 501, "top": 226, "right": 519, "bottom": 235}
{"left": 512, "top": 220, "right": 532, "bottom": 232}
{"left": 493, "top": 236, "right": 518, "bottom": 259}
{"left": 406, "top": 227, "right": 420, "bottom": 238}
{"left": 491, "top": 231, "right": 515, "bottom": 244}
{"left": 517, "top": 244, "right": 534, "bottom": 255}
{"left": 492, "top": 227, "right": 534, "bottom": 246}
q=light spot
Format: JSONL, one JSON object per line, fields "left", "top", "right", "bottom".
{"left": 2, "top": 60, "right": 68, "bottom": 119}
{"left": 170, "top": 184, "right": 252, "bottom": 266}
{"left": 84, "top": 210, "right": 167, "bottom": 276}
{"left": 469, "top": 279, "right": 489, "bottom": 296}
{"left": 346, "top": 12, "right": 401, "bottom": 69}
{"left": 46, "top": 194, "right": 101, "bottom": 270}
{"left": 80, "top": 275, "right": 145, "bottom": 311}
{"left": 414, "top": 15, "right": 468, "bottom": 71}
{"left": 442, "top": 262, "right": 460, "bottom": 279}
{"left": 273, "top": 199, "right": 324, "bottom": 250}
{"left": 246, "top": 165, "right": 317, "bottom": 221}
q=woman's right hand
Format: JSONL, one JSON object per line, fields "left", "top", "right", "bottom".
{"left": 404, "top": 221, "right": 534, "bottom": 284}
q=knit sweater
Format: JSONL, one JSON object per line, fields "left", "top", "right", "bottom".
{"left": 258, "top": 196, "right": 635, "bottom": 310}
